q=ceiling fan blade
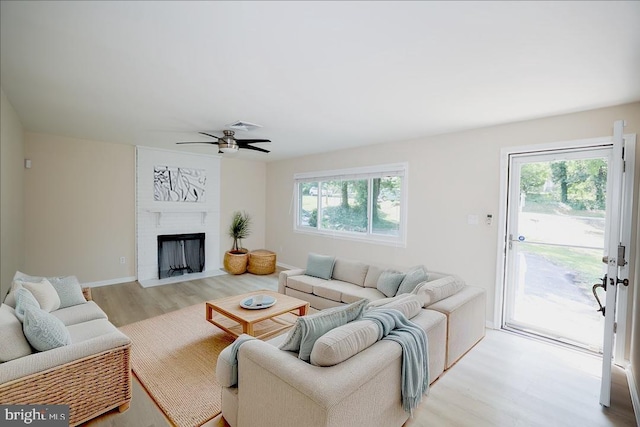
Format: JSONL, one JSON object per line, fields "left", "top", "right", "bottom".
{"left": 235, "top": 138, "right": 271, "bottom": 143}
{"left": 240, "top": 144, "right": 270, "bottom": 153}
{"left": 176, "top": 141, "right": 220, "bottom": 145}
{"left": 199, "top": 132, "right": 222, "bottom": 139}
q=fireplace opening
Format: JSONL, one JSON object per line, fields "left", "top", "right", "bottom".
{"left": 157, "top": 233, "right": 205, "bottom": 279}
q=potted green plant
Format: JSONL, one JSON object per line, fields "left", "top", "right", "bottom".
{"left": 224, "top": 211, "right": 251, "bottom": 274}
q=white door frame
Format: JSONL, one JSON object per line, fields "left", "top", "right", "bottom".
{"left": 614, "top": 136, "right": 635, "bottom": 363}
{"left": 494, "top": 133, "right": 636, "bottom": 364}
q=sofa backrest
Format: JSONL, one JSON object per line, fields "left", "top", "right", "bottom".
{"left": 331, "top": 258, "right": 369, "bottom": 287}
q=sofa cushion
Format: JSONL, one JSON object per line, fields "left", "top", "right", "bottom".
{"left": 14, "top": 287, "right": 41, "bottom": 322}
{"left": 312, "top": 281, "right": 344, "bottom": 302}
{"left": 331, "top": 259, "right": 369, "bottom": 287}
{"left": 15, "top": 278, "right": 61, "bottom": 312}
{"left": 297, "top": 299, "right": 368, "bottom": 362}
{"left": 365, "top": 293, "right": 409, "bottom": 309}
{"left": 67, "top": 318, "right": 119, "bottom": 343}
{"left": 396, "top": 265, "right": 428, "bottom": 295}
{"left": 306, "top": 253, "right": 336, "bottom": 280}
{"left": 363, "top": 265, "right": 385, "bottom": 288}
{"left": 372, "top": 294, "right": 422, "bottom": 319}
{"left": 286, "top": 275, "right": 319, "bottom": 294}
{"left": 49, "top": 276, "right": 86, "bottom": 309}
{"left": 310, "top": 319, "right": 380, "bottom": 367}
{"left": 412, "top": 276, "right": 465, "bottom": 307}
{"left": 279, "top": 299, "right": 367, "bottom": 359}
{"left": 377, "top": 270, "right": 405, "bottom": 297}
{"left": 340, "top": 286, "right": 386, "bottom": 304}
{"left": 51, "top": 301, "right": 108, "bottom": 326}
{"left": 0, "top": 304, "right": 32, "bottom": 362}
{"left": 23, "top": 306, "right": 71, "bottom": 352}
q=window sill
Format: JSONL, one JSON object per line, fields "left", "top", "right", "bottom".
{"left": 294, "top": 227, "right": 406, "bottom": 248}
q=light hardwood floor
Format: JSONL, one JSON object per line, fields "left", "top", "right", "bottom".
{"left": 84, "top": 270, "right": 637, "bottom": 427}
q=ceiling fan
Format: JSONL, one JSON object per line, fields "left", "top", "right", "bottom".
{"left": 177, "top": 130, "right": 271, "bottom": 154}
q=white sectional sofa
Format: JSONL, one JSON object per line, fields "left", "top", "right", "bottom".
{"left": 279, "top": 256, "right": 486, "bottom": 368}
{"left": 218, "top": 255, "right": 486, "bottom": 427}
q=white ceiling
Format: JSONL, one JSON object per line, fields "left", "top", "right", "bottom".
{"left": 1, "top": 1, "right": 639, "bottom": 162}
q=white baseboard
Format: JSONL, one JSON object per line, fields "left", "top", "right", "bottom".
{"left": 485, "top": 320, "right": 496, "bottom": 329}
{"left": 627, "top": 365, "right": 640, "bottom": 426}
{"left": 276, "top": 261, "right": 301, "bottom": 271}
{"left": 138, "top": 269, "right": 227, "bottom": 288}
{"left": 82, "top": 276, "right": 137, "bottom": 288}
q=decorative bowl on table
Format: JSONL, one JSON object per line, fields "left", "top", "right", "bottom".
{"left": 240, "top": 295, "right": 276, "bottom": 309}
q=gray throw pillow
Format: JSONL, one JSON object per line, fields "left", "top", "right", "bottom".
{"left": 49, "top": 276, "right": 86, "bottom": 309}
{"left": 279, "top": 299, "right": 368, "bottom": 358}
{"left": 23, "top": 306, "right": 71, "bottom": 351}
{"left": 305, "top": 253, "right": 336, "bottom": 280}
{"left": 396, "top": 265, "right": 429, "bottom": 295}
{"left": 297, "top": 299, "right": 368, "bottom": 362}
{"left": 376, "top": 270, "right": 406, "bottom": 298}
{"left": 14, "top": 287, "right": 41, "bottom": 322}
{"left": 279, "top": 319, "right": 304, "bottom": 352}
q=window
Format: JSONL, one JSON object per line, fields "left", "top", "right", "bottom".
{"left": 295, "top": 163, "right": 407, "bottom": 245}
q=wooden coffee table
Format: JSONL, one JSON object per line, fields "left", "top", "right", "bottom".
{"left": 205, "top": 290, "right": 309, "bottom": 340}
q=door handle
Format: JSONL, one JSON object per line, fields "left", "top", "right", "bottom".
{"left": 592, "top": 275, "right": 607, "bottom": 317}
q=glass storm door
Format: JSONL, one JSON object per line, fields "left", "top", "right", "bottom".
{"left": 504, "top": 147, "right": 613, "bottom": 352}
{"left": 502, "top": 121, "right": 633, "bottom": 408}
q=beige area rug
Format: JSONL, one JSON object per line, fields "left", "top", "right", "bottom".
{"left": 119, "top": 303, "right": 296, "bottom": 427}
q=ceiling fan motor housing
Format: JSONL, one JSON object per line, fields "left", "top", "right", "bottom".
{"left": 219, "top": 130, "right": 239, "bottom": 152}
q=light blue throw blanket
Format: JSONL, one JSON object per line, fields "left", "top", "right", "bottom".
{"left": 362, "top": 308, "right": 429, "bottom": 415}
{"left": 226, "top": 334, "right": 255, "bottom": 386}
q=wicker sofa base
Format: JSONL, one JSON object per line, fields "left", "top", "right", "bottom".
{"left": 0, "top": 344, "right": 132, "bottom": 426}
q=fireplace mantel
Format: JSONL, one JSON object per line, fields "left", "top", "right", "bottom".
{"left": 146, "top": 208, "right": 209, "bottom": 226}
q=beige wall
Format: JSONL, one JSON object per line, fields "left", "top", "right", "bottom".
{"left": 220, "top": 157, "right": 267, "bottom": 256}
{"left": 0, "top": 89, "right": 25, "bottom": 298}
{"left": 266, "top": 103, "right": 640, "bottom": 387}
{"left": 22, "top": 135, "right": 267, "bottom": 285}
{"left": 23, "top": 133, "right": 136, "bottom": 284}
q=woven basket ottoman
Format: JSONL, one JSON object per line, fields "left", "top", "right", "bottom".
{"left": 247, "top": 249, "right": 277, "bottom": 275}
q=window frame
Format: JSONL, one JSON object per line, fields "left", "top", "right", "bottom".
{"left": 293, "top": 163, "right": 408, "bottom": 247}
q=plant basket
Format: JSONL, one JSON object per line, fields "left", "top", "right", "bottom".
{"left": 224, "top": 250, "right": 249, "bottom": 275}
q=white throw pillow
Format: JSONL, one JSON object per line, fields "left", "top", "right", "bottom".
{"left": 14, "top": 278, "right": 61, "bottom": 312}
{"left": 5, "top": 271, "right": 44, "bottom": 307}
{"left": 310, "top": 319, "right": 380, "bottom": 367}
{"left": 412, "top": 275, "right": 465, "bottom": 307}
{"left": 363, "top": 265, "right": 385, "bottom": 288}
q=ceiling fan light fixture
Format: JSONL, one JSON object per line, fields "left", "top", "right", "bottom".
{"left": 218, "top": 139, "right": 239, "bottom": 154}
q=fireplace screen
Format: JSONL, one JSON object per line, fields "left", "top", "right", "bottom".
{"left": 157, "top": 233, "right": 205, "bottom": 279}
